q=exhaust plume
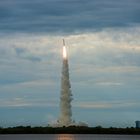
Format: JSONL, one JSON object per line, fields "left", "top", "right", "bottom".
{"left": 50, "top": 39, "right": 87, "bottom": 127}
{"left": 59, "top": 39, "right": 73, "bottom": 126}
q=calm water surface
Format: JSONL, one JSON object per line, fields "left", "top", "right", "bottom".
{"left": 0, "top": 134, "right": 140, "bottom": 140}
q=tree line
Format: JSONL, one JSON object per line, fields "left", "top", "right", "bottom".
{"left": 0, "top": 126, "right": 140, "bottom": 134}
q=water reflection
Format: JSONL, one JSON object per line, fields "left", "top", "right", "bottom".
{"left": 57, "top": 134, "right": 75, "bottom": 140}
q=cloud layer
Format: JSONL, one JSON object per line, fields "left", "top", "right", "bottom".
{"left": 0, "top": 0, "right": 140, "bottom": 33}
{"left": 0, "top": 26, "right": 140, "bottom": 127}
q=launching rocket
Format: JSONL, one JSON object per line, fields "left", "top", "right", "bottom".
{"left": 63, "top": 39, "right": 65, "bottom": 46}
{"left": 59, "top": 39, "right": 73, "bottom": 126}
{"left": 54, "top": 39, "right": 88, "bottom": 127}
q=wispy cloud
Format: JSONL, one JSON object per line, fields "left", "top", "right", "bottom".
{"left": 74, "top": 101, "right": 111, "bottom": 109}
{"left": 0, "top": 97, "right": 58, "bottom": 108}
{"left": 95, "top": 82, "right": 123, "bottom": 86}
{"left": 74, "top": 100, "right": 140, "bottom": 110}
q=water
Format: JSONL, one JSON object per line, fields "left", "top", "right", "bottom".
{"left": 0, "top": 134, "right": 140, "bottom": 140}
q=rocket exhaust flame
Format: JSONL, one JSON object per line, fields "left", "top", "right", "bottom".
{"left": 63, "top": 46, "right": 67, "bottom": 59}
{"left": 63, "top": 39, "right": 67, "bottom": 59}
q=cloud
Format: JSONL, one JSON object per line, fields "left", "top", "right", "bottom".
{"left": 15, "top": 47, "right": 26, "bottom": 55}
{"left": 95, "top": 82, "right": 123, "bottom": 86}
{"left": 0, "top": 98, "right": 30, "bottom": 107}
{"left": 0, "top": 97, "right": 58, "bottom": 108}
{"left": 0, "top": 27, "right": 140, "bottom": 88}
{"left": 74, "top": 101, "right": 111, "bottom": 109}
{"left": 4, "top": 27, "right": 140, "bottom": 129}
{"left": 0, "top": 27, "right": 140, "bottom": 128}
{"left": 18, "top": 79, "right": 56, "bottom": 87}
{"left": 74, "top": 100, "right": 140, "bottom": 110}
{"left": 0, "top": 0, "right": 140, "bottom": 33}
{"left": 15, "top": 47, "right": 41, "bottom": 62}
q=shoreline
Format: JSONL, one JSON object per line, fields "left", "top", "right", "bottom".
{"left": 0, "top": 126, "right": 140, "bottom": 134}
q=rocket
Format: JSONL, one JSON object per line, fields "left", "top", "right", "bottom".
{"left": 63, "top": 39, "right": 65, "bottom": 46}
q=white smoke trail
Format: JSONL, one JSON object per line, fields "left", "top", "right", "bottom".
{"left": 59, "top": 44, "right": 73, "bottom": 126}
{"left": 54, "top": 41, "right": 87, "bottom": 127}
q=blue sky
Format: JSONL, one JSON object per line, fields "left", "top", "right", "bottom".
{"left": 0, "top": 0, "right": 140, "bottom": 127}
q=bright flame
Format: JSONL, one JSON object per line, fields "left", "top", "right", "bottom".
{"left": 63, "top": 46, "right": 67, "bottom": 59}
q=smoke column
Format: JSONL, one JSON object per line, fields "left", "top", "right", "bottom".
{"left": 59, "top": 39, "right": 73, "bottom": 126}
